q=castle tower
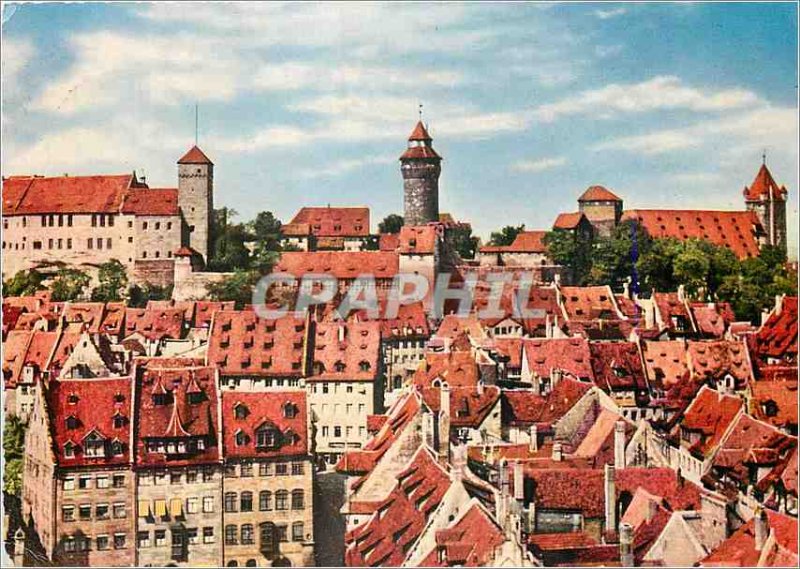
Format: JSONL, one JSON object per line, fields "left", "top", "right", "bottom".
{"left": 177, "top": 145, "right": 214, "bottom": 262}
{"left": 577, "top": 185, "right": 623, "bottom": 238}
{"left": 744, "top": 161, "right": 788, "bottom": 253}
{"left": 400, "top": 121, "right": 441, "bottom": 226}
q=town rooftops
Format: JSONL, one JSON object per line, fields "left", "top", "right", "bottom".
{"left": 753, "top": 296, "right": 797, "bottom": 362}
{"left": 621, "top": 209, "right": 763, "bottom": 259}
{"left": 502, "top": 378, "right": 592, "bottom": 427}
{"left": 274, "top": 251, "right": 399, "bottom": 280}
{"left": 672, "top": 385, "right": 743, "bottom": 459}
{"left": 699, "top": 509, "right": 797, "bottom": 567}
{"left": 400, "top": 121, "right": 442, "bottom": 161}
{"left": 397, "top": 225, "right": 438, "bottom": 254}
{"left": 523, "top": 338, "right": 594, "bottom": 382}
{"left": 588, "top": 341, "right": 648, "bottom": 393}
{"left": 560, "top": 286, "right": 623, "bottom": 321}
{"left": 419, "top": 501, "right": 508, "bottom": 567}
{"left": 285, "top": 206, "right": 370, "bottom": 237}
{"left": 578, "top": 185, "right": 622, "bottom": 202}
{"left": 420, "top": 385, "right": 500, "bottom": 429}
{"left": 553, "top": 211, "right": 589, "bottom": 230}
{"left": 308, "top": 321, "right": 380, "bottom": 382}
{"left": 177, "top": 145, "right": 213, "bottom": 165}
{"left": 121, "top": 188, "right": 180, "bottom": 216}
{"left": 743, "top": 163, "right": 788, "bottom": 202}
{"left": 479, "top": 230, "right": 548, "bottom": 254}
{"left": 686, "top": 340, "right": 753, "bottom": 388}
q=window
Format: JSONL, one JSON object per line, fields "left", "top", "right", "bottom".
{"left": 62, "top": 506, "right": 75, "bottom": 522}
{"left": 260, "top": 523, "right": 276, "bottom": 556}
{"left": 225, "top": 464, "right": 238, "bottom": 478}
{"left": 187, "top": 497, "right": 199, "bottom": 514}
{"left": 187, "top": 528, "right": 199, "bottom": 545}
{"left": 235, "top": 431, "right": 247, "bottom": 446}
{"left": 292, "top": 522, "right": 305, "bottom": 542}
{"left": 128, "top": 236, "right": 133, "bottom": 243}
{"left": 283, "top": 402, "right": 297, "bottom": 418}
{"left": 48, "top": 238, "right": 53, "bottom": 250}
{"left": 68, "top": 214, "right": 73, "bottom": 227}
{"left": 79, "top": 505, "right": 91, "bottom": 520}
{"left": 57, "top": 238, "right": 63, "bottom": 249}
{"left": 186, "top": 469, "right": 198, "bottom": 483}
{"left": 203, "top": 467, "right": 214, "bottom": 482}
{"left": 275, "top": 462, "right": 288, "bottom": 476}
{"left": 41, "top": 215, "right": 46, "bottom": 227}
{"left": 114, "top": 533, "right": 126, "bottom": 549}
{"left": 155, "top": 530, "right": 166, "bottom": 547}
{"left": 108, "top": 215, "right": 114, "bottom": 227}
{"left": 155, "top": 222, "right": 161, "bottom": 230}
{"left": 277, "top": 525, "right": 288, "bottom": 543}
{"left": 111, "top": 440, "right": 124, "bottom": 456}
{"left": 58, "top": 214, "right": 64, "bottom": 227}
{"left": 291, "top": 489, "right": 305, "bottom": 510}
{"left": 91, "top": 215, "right": 97, "bottom": 227}
{"left": 155, "top": 250, "right": 159, "bottom": 258}
{"left": 63, "top": 477, "right": 75, "bottom": 491}
{"left": 167, "top": 222, "right": 172, "bottom": 230}
{"left": 128, "top": 220, "right": 133, "bottom": 228}
{"left": 259, "top": 491, "right": 272, "bottom": 511}
{"left": 97, "top": 535, "right": 110, "bottom": 550}
{"left": 137, "top": 531, "right": 151, "bottom": 549}
{"left": 96, "top": 504, "right": 109, "bottom": 520}
{"left": 256, "top": 428, "right": 278, "bottom": 448}
{"left": 113, "top": 503, "right": 126, "bottom": 518}
{"left": 67, "top": 238, "right": 72, "bottom": 249}
{"left": 87, "top": 238, "right": 93, "bottom": 249}
{"left": 224, "top": 492, "right": 237, "bottom": 513}
{"left": 322, "top": 426, "right": 329, "bottom": 437}
{"left": 241, "top": 462, "right": 253, "bottom": 477}
{"left": 202, "top": 496, "right": 214, "bottom": 513}
{"left": 240, "top": 491, "right": 253, "bottom": 512}
{"left": 143, "top": 221, "right": 148, "bottom": 230}
{"left": 78, "top": 475, "right": 91, "bottom": 489}
{"left": 241, "top": 524, "right": 254, "bottom": 545}
{"left": 203, "top": 527, "right": 215, "bottom": 544}
{"left": 84, "top": 433, "right": 106, "bottom": 457}
{"left": 113, "top": 474, "right": 125, "bottom": 488}
{"left": 334, "top": 426, "right": 342, "bottom": 438}
{"left": 275, "top": 490, "right": 288, "bottom": 511}
{"left": 96, "top": 475, "right": 109, "bottom": 489}
{"left": 107, "top": 238, "right": 112, "bottom": 249}
{"left": 292, "top": 462, "right": 304, "bottom": 476}
{"left": 171, "top": 472, "right": 182, "bottom": 485}
{"left": 259, "top": 462, "right": 272, "bottom": 477}
{"left": 99, "top": 215, "right": 105, "bottom": 227}
{"left": 97, "top": 237, "right": 103, "bottom": 250}
{"left": 33, "top": 241, "right": 42, "bottom": 250}
{"left": 225, "top": 525, "right": 238, "bottom": 545}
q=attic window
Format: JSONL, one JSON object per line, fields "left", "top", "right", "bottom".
{"left": 152, "top": 392, "right": 172, "bottom": 406}
{"left": 334, "top": 361, "right": 346, "bottom": 372}
{"left": 84, "top": 433, "right": 106, "bottom": 458}
{"left": 64, "top": 442, "right": 76, "bottom": 458}
{"left": 234, "top": 404, "right": 249, "bottom": 420}
{"left": 762, "top": 400, "right": 779, "bottom": 417}
{"left": 68, "top": 394, "right": 79, "bottom": 405}
{"left": 313, "top": 362, "right": 326, "bottom": 375}
{"left": 113, "top": 393, "right": 125, "bottom": 404}
{"left": 612, "top": 367, "right": 628, "bottom": 378}
{"left": 188, "top": 390, "right": 206, "bottom": 405}
{"left": 283, "top": 403, "right": 297, "bottom": 419}
{"left": 66, "top": 416, "right": 80, "bottom": 430}
{"left": 113, "top": 414, "right": 126, "bottom": 429}
{"left": 256, "top": 428, "right": 278, "bottom": 449}
{"left": 235, "top": 431, "right": 248, "bottom": 447}
{"left": 110, "top": 440, "right": 124, "bottom": 456}
{"left": 359, "top": 361, "right": 371, "bottom": 372}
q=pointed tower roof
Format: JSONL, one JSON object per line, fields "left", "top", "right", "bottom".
{"left": 408, "top": 121, "right": 432, "bottom": 141}
{"left": 744, "top": 164, "right": 787, "bottom": 202}
{"left": 177, "top": 145, "right": 213, "bottom": 165}
{"left": 578, "top": 185, "right": 622, "bottom": 202}
{"left": 400, "top": 121, "right": 441, "bottom": 161}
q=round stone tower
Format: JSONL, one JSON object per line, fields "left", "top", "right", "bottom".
{"left": 400, "top": 121, "right": 441, "bottom": 226}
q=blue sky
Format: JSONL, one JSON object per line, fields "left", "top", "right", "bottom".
{"left": 2, "top": 2, "right": 798, "bottom": 255}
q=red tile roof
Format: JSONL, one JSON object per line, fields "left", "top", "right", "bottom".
{"left": 529, "top": 532, "right": 599, "bottom": 551}
{"left": 690, "top": 302, "right": 736, "bottom": 338}
{"left": 207, "top": 310, "right": 308, "bottom": 377}
{"left": 687, "top": 340, "right": 753, "bottom": 388}
{"left": 553, "top": 211, "right": 588, "bottom": 230}
{"left": 578, "top": 185, "right": 622, "bottom": 202}
{"left": 588, "top": 342, "right": 647, "bottom": 392}
{"left": 100, "top": 302, "right": 127, "bottom": 335}
{"left": 524, "top": 338, "right": 594, "bottom": 381}
{"left": 345, "top": 447, "right": 451, "bottom": 567}
{"left": 400, "top": 144, "right": 442, "bottom": 161}
{"left": 408, "top": 121, "right": 432, "bottom": 141}
{"left": 193, "top": 301, "right": 235, "bottom": 329}
{"left": 124, "top": 308, "right": 185, "bottom": 341}
{"left": 420, "top": 502, "right": 507, "bottom": 567}
{"left": 642, "top": 340, "right": 689, "bottom": 390}
{"left": 309, "top": 321, "right": 380, "bottom": 381}
{"left": 622, "top": 209, "right": 762, "bottom": 259}
{"left": 398, "top": 225, "right": 438, "bottom": 254}
{"left": 221, "top": 390, "right": 308, "bottom": 459}
{"left": 177, "top": 145, "right": 213, "bottom": 165}
{"left": 743, "top": 164, "right": 788, "bottom": 202}
{"left": 3, "top": 330, "right": 34, "bottom": 389}
{"left": 432, "top": 314, "right": 487, "bottom": 343}
{"left": 48, "top": 377, "right": 133, "bottom": 466}
{"left": 366, "top": 414, "right": 388, "bottom": 434}
{"left": 421, "top": 385, "right": 500, "bottom": 429}
{"left": 502, "top": 378, "right": 592, "bottom": 427}
{"left": 174, "top": 246, "right": 200, "bottom": 257}
{"left": 700, "top": 509, "right": 797, "bottom": 566}
{"left": 63, "top": 302, "right": 106, "bottom": 334}
{"left": 2, "top": 174, "right": 138, "bottom": 215}
{"left": 653, "top": 292, "right": 694, "bottom": 333}
{"left": 673, "top": 386, "right": 743, "bottom": 458}
{"left": 560, "top": 286, "right": 622, "bottom": 321}
{"left": 133, "top": 363, "right": 219, "bottom": 467}
{"left": 749, "top": 380, "right": 798, "bottom": 429}
{"left": 121, "top": 188, "right": 179, "bottom": 216}
{"left": 378, "top": 233, "right": 400, "bottom": 252}
{"left": 2, "top": 305, "right": 25, "bottom": 339}
{"left": 288, "top": 206, "right": 370, "bottom": 237}
{"left": 479, "top": 231, "right": 548, "bottom": 254}
{"left": 753, "top": 297, "right": 797, "bottom": 363}
{"left": 413, "top": 352, "right": 480, "bottom": 389}
{"left": 275, "top": 251, "right": 399, "bottom": 280}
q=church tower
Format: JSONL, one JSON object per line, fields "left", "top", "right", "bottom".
{"left": 177, "top": 145, "right": 214, "bottom": 263}
{"left": 400, "top": 121, "right": 442, "bottom": 226}
{"left": 743, "top": 161, "right": 788, "bottom": 254}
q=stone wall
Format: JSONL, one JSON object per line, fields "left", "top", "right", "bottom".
{"left": 178, "top": 163, "right": 213, "bottom": 263}
{"left": 133, "top": 260, "right": 175, "bottom": 288}
{"left": 172, "top": 271, "right": 232, "bottom": 301}
{"left": 133, "top": 214, "right": 182, "bottom": 262}
{"left": 402, "top": 161, "right": 440, "bottom": 226}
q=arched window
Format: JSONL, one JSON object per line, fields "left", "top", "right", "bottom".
{"left": 225, "top": 524, "right": 238, "bottom": 545}
{"left": 259, "top": 491, "right": 272, "bottom": 511}
{"left": 227, "top": 562, "right": 238, "bottom": 568}
{"left": 283, "top": 403, "right": 297, "bottom": 419}
{"left": 256, "top": 427, "right": 278, "bottom": 449}
{"left": 235, "top": 431, "right": 248, "bottom": 447}
{"left": 260, "top": 523, "right": 276, "bottom": 559}
{"left": 291, "top": 489, "right": 304, "bottom": 510}
{"left": 245, "top": 560, "right": 257, "bottom": 567}
{"left": 241, "top": 524, "right": 254, "bottom": 545}
{"left": 275, "top": 490, "right": 288, "bottom": 511}
{"left": 312, "top": 361, "right": 326, "bottom": 375}
{"left": 240, "top": 492, "right": 253, "bottom": 512}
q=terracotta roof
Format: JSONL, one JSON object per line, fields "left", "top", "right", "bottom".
{"left": 502, "top": 378, "right": 592, "bottom": 427}
{"left": 48, "top": 377, "right": 133, "bottom": 466}
{"left": 413, "top": 351, "right": 480, "bottom": 389}
{"left": 124, "top": 308, "right": 185, "bottom": 341}
{"left": 622, "top": 209, "right": 762, "bottom": 259}
{"left": 408, "top": 121, "right": 432, "bottom": 141}
{"left": 492, "top": 337, "right": 525, "bottom": 369}
{"left": 100, "top": 302, "right": 127, "bottom": 335}
{"left": 2, "top": 174, "right": 137, "bottom": 215}
{"left": 2, "top": 305, "right": 25, "bottom": 339}
{"left": 642, "top": 340, "right": 689, "bottom": 390}
{"left": 743, "top": 164, "right": 788, "bottom": 202}
{"left": 173, "top": 246, "right": 200, "bottom": 257}
{"left": 221, "top": 390, "right": 308, "bottom": 459}
{"left": 207, "top": 310, "right": 307, "bottom": 377}
{"left": 529, "top": 531, "right": 599, "bottom": 551}
{"left": 421, "top": 385, "right": 500, "bottom": 429}
{"left": 672, "top": 386, "right": 743, "bottom": 459}
{"left": 318, "top": 297, "right": 429, "bottom": 339}
{"left": 419, "top": 502, "right": 507, "bottom": 567}
{"left": 753, "top": 297, "right": 797, "bottom": 363}
{"left": 653, "top": 292, "right": 694, "bottom": 333}
{"left": 400, "top": 144, "right": 442, "bottom": 161}
{"left": 378, "top": 233, "right": 400, "bottom": 251}
{"left": 121, "top": 188, "right": 179, "bottom": 216}
{"left": 48, "top": 331, "right": 87, "bottom": 373}
{"left": 308, "top": 321, "right": 380, "bottom": 382}
{"left": 398, "top": 225, "right": 438, "bottom": 254}
{"left": 133, "top": 363, "right": 219, "bottom": 467}
{"left": 479, "top": 230, "right": 548, "bottom": 254}
{"left": 177, "top": 145, "right": 213, "bottom": 165}
{"left": 560, "top": 286, "right": 622, "bottom": 321}
{"left": 366, "top": 415, "right": 388, "bottom": 434}
{"left": 433, "top": 314, "right": 487, "bottom": 343}
{"left": 288, "top": 206, "right": 370, "bottom": 237}
{"left": 690, "top": 302, "right": 736, "bottom": 338}
{"left": 578, "top": 185, "right": 622, "bottom": 202}
{"left": 63, "top": 302, "right": 106, "bottom": 334}
{"left": 588, "top": 342, "right": 648, "bottom": 393}
{"left": 749, "top": 380, "right": 798, "bottom": 430}
{"left": 523, "top": 338, "right": 594, "bottom": 381}
{"left": 700, "top": 509, "right": 797, "bottom": 566}
{"left": 553, "top": 211, "right": 588, "bottom": 230}
{"left": 2, "top": 330, "right": 34, "bottom": 389}
{"left": 193, "top": 301, "right": 235, "bottom": 329}
{"left": 687, "top": 340, "right": 753, "bottom": 388}
{"left": 281, "top": 222, "right": 311, "bottom": 237}
{"left": 275, "top": 251, "right": 399, "bottom": 280}
{"left": 344, "top": 447, "right": 451, "bottom": 567}
{"left": 472, "top": 283, "right": 559, "bottom": 334}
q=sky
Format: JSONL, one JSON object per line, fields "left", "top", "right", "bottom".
{"left": 2, "top": 2, "right": 798, "bottom": 256}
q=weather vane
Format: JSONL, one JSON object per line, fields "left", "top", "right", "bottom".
{"left": 418, "top": 103, "right": 423, "bottom": 122}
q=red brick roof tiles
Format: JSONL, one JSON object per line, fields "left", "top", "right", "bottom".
{"left": 408, "top": 121, "right": 432, "bottom": 141}
{"left": 421, "top": 386, "right": 500, "bottom": 429}
{"left": 221, "top": 390, "right": 308, "bottom": 459}
{"left": 288, "top": 206, "right": 370, "bottom": 237}
{"left": 2, "top": 330, "right": 34, "bottom": 389}
{"left": 524, "top": 338, "right": 594, "bottom": 381}
{"left": 378, "top": 233, "right": 400, "bottom": 251}
{"left": 690, "top": 302, "right": 736, "bottom": 338}
{"left": 2, "top": 305, "right": 25, "bottom": 340}
{"left": 48, "top": 377, "right": 133, "bottom": 466}
{"left": 749, "top": 380, "right": 798, "bottom": 429}
{"left": 398, "top": 225, "right": 438, "bottom": 254}
{"left": 124, "top": 307, "right": 185, "bottom": 341}
{"left": 502, "top": 378, "right": 592, "bottom": 427}
{"left": 366, "top": 414, "right": 388, "bottom": 434}
{"left": 479, "top": 231, "right": 548, "bottom": 254}
{"left": 400, "top": 144, "right": 442, "bottom": 161}
{"left": 309, "top": 321, "right": 380, "bottom": 381}
{"left": 419, "top": 502, "right": 507, "bottom": 567}
{"left": 687, "top": 340, "right": 753, "bottom": 388}
{"left": 700, "top": 510, "right": 797, "bottom": 566}
{"left": 63, "top": 302, "right": 106, "bottom": 334}
{"left": 100, "top": 302, "right": 127, "bottom": 335}
{"left": 653, "top": 292, "right": 694, "bottom": 333}
{"left": 642, "top": 340, "right": 689, "bottom": 391}
{"left": 744, "top": 164, "right": 788, "bottom": 202}
{"left": 673, "top": 386, "right": 743, "bottom": 459}
{"left": 753, "top": 297, "right": 797, "bottom": 363}
{"left": 121, "top": 188, "right": 179, "bottom": 216}
{"left": 207, "top": 310, "right": 308, "bottom": 377}
{"left": 275, "top": 251, "right": 399, "bottom": 280}
{"left": 560, "top": 286, "right": 622, "bottom": 321}
{"left": 578, "top": 185, "right": 622, "bottom": 202}
{"left": 2, "top": 174, "right": 136, "bottom": 215}
{"left": 413, "top": 351, "right": 480, "bottom": 389}
{"left": 177, "top": 145, "right": 213, "bottom": 165}
{"left": 588, "top": 342, "right": 647, "bottom": 392}
{"left": 622, "top": 209, "right": 762, "bottom": 259}
{"left": 553, "top": 211, "right": 588, "bottom": 230}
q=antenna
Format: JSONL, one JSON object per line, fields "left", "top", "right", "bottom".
{"left": 418, "top": 102, "right": 423, "bottom": 122}
{"left": 195, "top": 103, "right": 199, "bottom": 146}
{"left": 762, "top": 149, "right": 767, "bottom": 166}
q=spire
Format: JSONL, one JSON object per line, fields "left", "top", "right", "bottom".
{"left": 745, "top": 161, "right": 787, "bottom": 202}
{"left": 408, "top": 121, "right": 433, "bottom": 142}
{"left": 177, "top": 145, "right": 213, "bottom": 165}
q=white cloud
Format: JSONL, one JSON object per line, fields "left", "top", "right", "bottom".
{"left": 594, "top": 7, "right": 627, "bottom": 20}
{"left": 533, "top": 76, "right": 759, "bottom": 122}
{"left": 512, "top": 156, "right": 567, "bottom": 172}
{"left": 1, "top": 37, "right": 34, "bottom": 92}
{"left": 296, "top": 155, "right": 394, "bottom": 180}
{"left": 253, "top": 63, "right": 462, "bottom": 91}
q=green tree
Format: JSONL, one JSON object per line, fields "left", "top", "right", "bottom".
{"left": 91, "top": 259, "right": 129, "bottom": 302}
{"left": 488, "top": 224, "right": 525, "bottom": 246}
{"left": 378, "top": 214, "right": 404, "bottom": 234}
{"left": 589, "top": 220, "right": 652, "bottom": 289}
{"left": 128, "top": 283, "right": 173, "bottom": 308}
{"left": 673, "top": 241, "right": 712, "bottom": 297}
{"left": 449, "top": 224, "right": 480, "bottom": 260}
{"left": 209, "top": 208, "right": 251, "bottom": 272}
{"left": 206, "top": 269, "right": 262, "bottom": 309}
{"left": 3, "top": 269, "right": 45, "bottom": 297}
{"left": 50, "top": 267, "right": 90, "bottom": 301}
{"left": 637, "top": 238, "right": 682, "bottom": 294}
{"left": 543, "top": 229, "right": 594, "bottom": 285}
{"left": 3, "top": 414, "right": 27, "bottom": 495}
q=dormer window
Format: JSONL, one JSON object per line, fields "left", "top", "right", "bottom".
{"left": 612, "top": 367, "right": 628, "bottom": 378}
{"left": 68, "top": 393, "right": 79, "bottom": 405}
{"left": 66, "top": 416, "right": 79, "bottom": 430}
{"left": 110, "top": 440, "right": 124, "bottom": 456}
{"left": 152, "top": 392, "right": 172, "bottom": 406}
{"left": 113, "top": 413, "right": 126, "bottom": 429}
{"left": 313, "top": 362, "right": 326, "bottom": 375}
{"left": 283, "top": 403, "right": 297, "bottom": 419}
{"left": 64, "top": 442, "right": 76, "bottom": 458}
{"left": 334, "top": 361, "right": 346, "bottom": 373}
{"left": 113, "top": 393, "right": 125, "bottom": 404}
{"left": 188, "top": 391, "right": 205, "bottom": 405}
{"left": 256, "top": 427, "right": 279, "bottom": 449}
{"left": 234, "top": 404, "right": 249, "bottom": 420}
{"left": 84, "top": 433, "right": 106, "bottom": 458}
{"left": 762, "top": 400, "right": 779, "bottom": 418}
{"left": 359, "top": 361, "right": 371, "bottom": 372}
{"left": 235, "top": 431, "right": 248, "bottom": 447}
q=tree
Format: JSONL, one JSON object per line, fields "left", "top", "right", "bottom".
{"left": 672, "top": 241, "right": 712, "bottom": 297}
{"left": 128, "top": 283, "right": 173, "bottom": 308}
{"left": 209, "top": 208, "right": 251, "bottom": 272}
{"left": 449, "top": 224, "right": 480, "bottom": 260}
{"left": 206, "top": 269, "right": 262, "bottom": 309}
{"left": 50, "top": 267, "right": 90, "bottom": 301}
{"left": 378, "top": 214, "right": 404, "bottom": 234}
{"left": 637, "top": 238, "right": 682, "bottom": 294}
{"left": 3, "top": 269, "right": 45, "bottom": 297}
{"left": 589, "top": 220, "right": 652, "bottom": 289}
{"left": 91, "top": 259, "right": 129, "bottom": 302}
{"left": 3, "top": 415, "right": 27, "bottom": 496}
{"left": 488, "top": 224, "right": 525, "bottom": 246}
{"left": 544, "top": 230, "right": 593, "bottom": 285}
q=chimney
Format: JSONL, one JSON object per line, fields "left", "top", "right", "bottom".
{"left": 529, "top": 424, "right": 539, "bottom": 452}
{"left": 477, "top": 381, "right": 484, "bottom": 396}
{"left": 754, "top": 507, "right": 768, "bottom": 551}
{"left": 774, "top": 294, "right": 784, "bottom": 316}
{"left": 422, "top": 412, "right": 436, "bottom": 451}
{"left": 622, "top": 280, "right": 630, "bottom": 299}
{"left": 614, "top": 421, "right": 626, "bottom": 468}
{"left": 551, "top": 442, "right": 563, "bottom": 462}
{"left": 677, "top": 284, "right": 686, "bottom": 302}
{"left": 644, "top": 301, "right": 655, "bottom": 329}
{"left": 605, "top": 463, "right": 617, "bottom": 534}
{"left": 545, "top": 314, "right": 553, "bottom": 338}
{"left": 450, "top": 444, "right": 466, "bottom": 482}
{"left": 513, "top": 461, "right": 524, "bottom": 501}
{"left": 438, "top": 385, "right": 451, "bottom": 462}
{"left": 13, "top": 528, "right": 25, "bottom": 567}
{"left": 440, "top": 384, "right": 451, "bottom": 419}
{"left": 338, "top": 324, "right": 346, "bottom": 343}
{"left": 619, "top": 522, "right": 634, "bottom": 567}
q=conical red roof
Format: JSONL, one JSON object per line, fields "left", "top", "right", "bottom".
{"left": 408, "top": 121, "right": 432, "bottom": 141}
{"left": 177, "top": 145, "right": 213, "bottom": 165}
{"left": 578, "top": 185, "right": 622, "bottom": 202}
{"left": 744, "top": 164, "right": 787, "bottom": 202}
